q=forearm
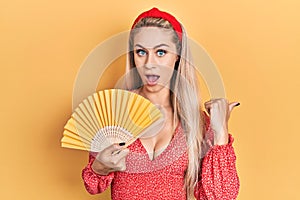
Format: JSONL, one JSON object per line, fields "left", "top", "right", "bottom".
{"left": 82, "top": 155, "right": 114, "bottom": 194}
{"left": 195, "top": 135, "right": 240, "bottom": 200}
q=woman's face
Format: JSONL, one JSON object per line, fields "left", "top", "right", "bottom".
{"left": 133, "top": 27, "right": 179, "bottom": 92}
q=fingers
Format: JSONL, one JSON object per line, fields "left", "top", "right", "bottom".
{"left": 204, "top": 100, "right": 213, "bottom": 114}
{"left": 112, "top": 148, "right": 130, "bottom": 160}
{"left": 204, "top": 98, "right": 228, "bottom": 115}
{"left": 102, "top": 143, "right": 123, "bottom": 154}
{"left": 115, "top": 156, "right": 128, "bottom": 171}
{"left": 229, "top": 102, "right": 240, "bottom": 113}
{"left": 204, "top": 99, "right": 240, "bottom": 118}
{"left": 108, "top": 148, "right": 129, "bottom": 171}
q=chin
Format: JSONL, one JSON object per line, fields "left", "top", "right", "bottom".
{"left": 143, "top": 83, "right": 168, "bottom": 93}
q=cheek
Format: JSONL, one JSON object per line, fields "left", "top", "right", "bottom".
{"left": 135, "top": 64, "right": 144, "bottom": 77}
{"left": 166, "top": 55, "right": 178, "bottom": 68}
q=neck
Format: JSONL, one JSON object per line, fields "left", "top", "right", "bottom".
{"left": 138, "top": 86, "right": 172, "bottom": 108}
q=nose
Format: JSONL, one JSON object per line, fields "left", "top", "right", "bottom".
{"left": 145, "top": 51, "right": 157, "bottom": 69}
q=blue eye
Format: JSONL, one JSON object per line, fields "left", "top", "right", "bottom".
{"left": 157, "top": 49, "right": 166, "bottom": 57}
{"left": 136, "top": 49, "right": 146, "bottom": 56}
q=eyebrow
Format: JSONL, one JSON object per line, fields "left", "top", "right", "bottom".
{"left": 134, "top": 44, "right": 170, "bottom": 49}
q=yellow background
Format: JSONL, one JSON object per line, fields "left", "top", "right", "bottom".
{"left": 1, "top": 0, "right": 299, "bottom": 199}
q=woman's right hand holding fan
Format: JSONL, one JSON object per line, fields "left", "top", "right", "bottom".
{"left": 91, "top": 143, "right": 129, "bottom": 175}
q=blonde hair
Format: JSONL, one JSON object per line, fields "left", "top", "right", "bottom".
{"left": 127, "top": 17, "right": 205, "bottom": 200}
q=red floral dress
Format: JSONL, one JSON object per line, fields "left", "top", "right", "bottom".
{"left": 82, "top": 113, "right": 240, "bottom": 199}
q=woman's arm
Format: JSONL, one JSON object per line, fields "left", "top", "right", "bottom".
{"left": 195, "top": 110, "right": 240, "bottom": 199}
{"left": 195, "top": 134, "right": 240, "bottom": 200}
{"left": 82, "top": 154, "right": 115, "bottom": 194}
{"left": 82, "top": 143, "right": 129, "bottom": 194}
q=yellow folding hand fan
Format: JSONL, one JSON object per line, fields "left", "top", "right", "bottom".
{"left": 61, "top": 89, "right": 164, "bottom": 152}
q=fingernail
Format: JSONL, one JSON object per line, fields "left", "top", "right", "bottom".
{"left": 235, "top": 102, "right": 240, "bottom": 107}
{"left": 119, "top": 142, "right": 125, "bottom": 146}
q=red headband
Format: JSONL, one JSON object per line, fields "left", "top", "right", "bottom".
{"left": 131, "top": 7, "right": 182, "bottom": 41}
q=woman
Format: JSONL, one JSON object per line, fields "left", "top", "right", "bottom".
{"left": 82, "top": 7, "right": 240, "bottom": 200}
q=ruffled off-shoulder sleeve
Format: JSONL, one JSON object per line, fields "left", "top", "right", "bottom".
{"left": 81, "top": 154, "right": 114, "bottom": 195}
{"left": 194, "top": 112, "right": 240, "bottom": 200}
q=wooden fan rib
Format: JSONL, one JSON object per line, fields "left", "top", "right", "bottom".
{"left": 126, "top": 100, "right": 152, "bottom": 131}
{"left": 114, "top": 89, "right": 123, "bottom": 127}
{"left": 98, "top": 91, "right": 109, "bottom": 126}
{"left": 61, "top": 142, "right": 89, "bottom": 151}
{"left": 126, "top": 97, "right": 160, "bottom": 134}
{"left": 130, "top": 113, "right": 162, "bottom": 136}
{"left": 83, "top": 97, "right": 101, "bottom": 131}
{"left": 122, "top": 93, "right": 138, "bottom": 131}
{"left": 111, "top": 89, "right": 118, "bottom": 127}
{"left": 93, "top": 92, "right": 106, "bottom": 128}
{"left": 111, "top": 90, "right": 118, "bottom": 125}
{"left": 104, "top": 89, "right": 112, "bottom": 126}
{"left": 61, "top": 134, "right": 90, "bottom": 147}
{"left": 88, "top": 95, "right": 102, "bottom": 129}
{"left": 117, "top": 90, "right": 130, "bottom": 128}
{"left": 79, "top": 101, "right": 99, "bottom": 133}
{"left": 128, "top": 105, "right": 163, "bottom": 137}
{"left": 69, "top": 116, "right": 96, "bottom": 140}
{"left": 129, "top": 95, "right": 144, "bottom": 116}
{"left": 136, "top": 109, "right": 162, "bottom": 127}
{"left": 73, "top": 109, "right": 97, "bottom": 134}
{"left": 132, "top": 116, "right": 165, "bottom": 139}
{"left": 63, "top": 129, "right": 91, "bottom": 144}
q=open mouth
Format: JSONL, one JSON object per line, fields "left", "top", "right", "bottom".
{"left": 145, "top": 75, "right": 160, "bottom": 85}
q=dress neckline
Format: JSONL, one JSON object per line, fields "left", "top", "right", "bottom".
{"left": 125, "top": 121, "right": 187, "bottom": 173}
{"left": 136, "top": 120, "right": 182, "bottom": 161}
